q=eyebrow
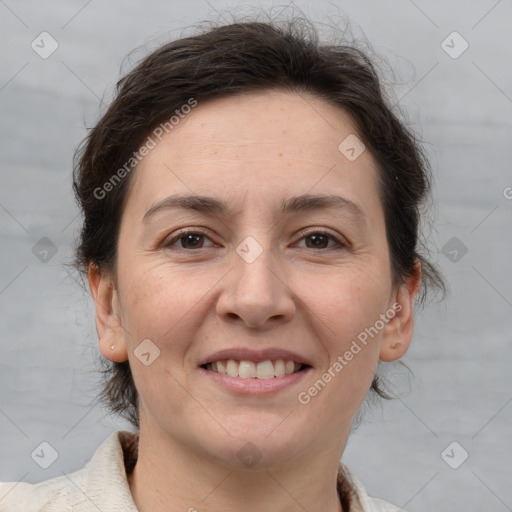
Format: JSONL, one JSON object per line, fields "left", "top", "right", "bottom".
{"left": 142, "top": 193, "right": 365, "bottom": 223}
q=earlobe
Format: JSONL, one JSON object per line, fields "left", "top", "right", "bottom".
{"left": 88, "top": 263, "right": 129, "bottom": 363}
{"left": 379, "top": 264, "right": 422, "bottom": 362}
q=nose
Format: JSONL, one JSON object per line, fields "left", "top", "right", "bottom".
{"left": 216, "top": 243, "right": 296, "bottom": 329}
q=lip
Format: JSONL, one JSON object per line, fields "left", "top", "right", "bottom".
{"left": 198, "top": 365, "right": 312, "bottom": 395}
{"left": 198, "top": 347, "right": 312, "bottom": 367}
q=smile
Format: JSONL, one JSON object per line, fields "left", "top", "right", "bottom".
{"left": 202, "top": 359, "right": 309, "bottom": 380}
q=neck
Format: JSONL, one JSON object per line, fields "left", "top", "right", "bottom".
{"left": 128, "top": 424, "right": 347, "bottom": 512}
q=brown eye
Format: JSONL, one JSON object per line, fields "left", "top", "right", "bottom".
{"left": 305, "top": 233, "right": 330, "bottom": 249}
{"left": 179, "top": 233, "right": 205, "bottom": 249}
{"left": 165, "top": 230, "right": 216, "bottom": 250}
{"left": 297, "top": 231, "right": 344, "bottom": 250}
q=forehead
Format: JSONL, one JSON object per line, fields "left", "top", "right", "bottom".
{"left": 155, "top": 90, "right": 360, "bottom": 162}
{"left": 127, "top": 90, "right": 382, "bottom": 217}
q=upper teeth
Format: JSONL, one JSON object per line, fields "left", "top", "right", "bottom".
{"left": 206, "top": 359, "right": 302, "bottom": 379}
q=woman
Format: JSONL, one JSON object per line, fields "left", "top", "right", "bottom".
{"left": 0, "top": 17, "right": 443, "bottom": 512}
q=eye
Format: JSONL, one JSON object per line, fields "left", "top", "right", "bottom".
{"left": 164, "top": 229, "right": 216, "bottom": 250}
{"left": 296, "top": 230, "right": 346, "bottom": 250}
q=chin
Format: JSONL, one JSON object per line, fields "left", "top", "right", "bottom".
{"left": 195, "top": 417, "right": 313, "bottom": 470}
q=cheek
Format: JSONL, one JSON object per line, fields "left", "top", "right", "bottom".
{"left": 294, "top": 267, "right": 390, "bottom": 397}
{"left": 118, "top": 259, "right": 220, "bottom": 349}
{"left": 300, "top": 264, "right": 391, "bottom": 338}
{"left": 117, "top": 262, "right": 215, "bottom": 410}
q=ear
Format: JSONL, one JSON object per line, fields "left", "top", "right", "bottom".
{"left": 88, "top": 263, "right": 129, "bottom": 363}
{"left": 379, "top": 263, "right": 422, "bottom": 362}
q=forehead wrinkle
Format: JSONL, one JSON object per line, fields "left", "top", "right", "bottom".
{"left": 175, "top": 158, "right": 338, "bottom": 169}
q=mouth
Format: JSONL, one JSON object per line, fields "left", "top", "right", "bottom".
{"left": 201, "top": 359, "right": 311, "bottom": 380}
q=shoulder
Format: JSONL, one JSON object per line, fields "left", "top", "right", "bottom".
{"left": 338, "top": 463, "right": 407, "bottom": 512}
{"left": 0, "top": 469, "right": 84, "bottom": 512}
{"left": 365, "top": 497, "right": 408, "bottom": 512}
{"left": 0, "top": 431, "right": 138, "bottom": 512}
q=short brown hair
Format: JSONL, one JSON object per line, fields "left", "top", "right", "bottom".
{"left": 73, "top": 17, "right": 445, "bottom": 429}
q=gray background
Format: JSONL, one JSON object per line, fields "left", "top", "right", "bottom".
{"left": 1, "top": 1, "right": 511, "bottom": 511}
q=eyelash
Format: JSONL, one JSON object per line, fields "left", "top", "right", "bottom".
{"left": 163, "top": 228, "right": 347, "bottom": 251}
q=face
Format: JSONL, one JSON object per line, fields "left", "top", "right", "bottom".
{"left": 91, "top": 90, "right": 419, "bottom": 469}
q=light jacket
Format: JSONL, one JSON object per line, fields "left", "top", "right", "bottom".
{"left": 0, "top": 431, "right": 406, "bottom": 511}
